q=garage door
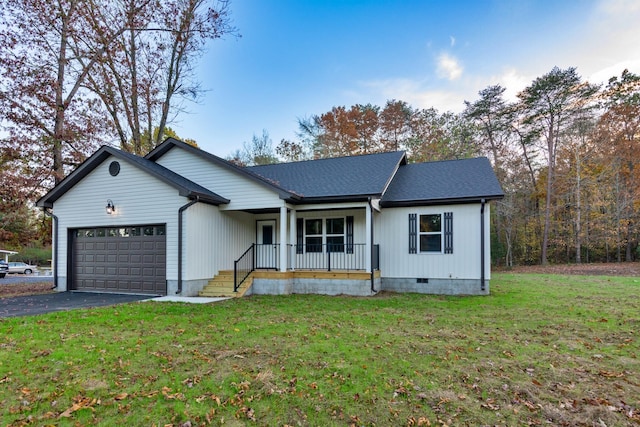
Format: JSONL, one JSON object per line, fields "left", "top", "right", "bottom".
{"left": 71, "top": 225, "right": 166, "bottom": 295}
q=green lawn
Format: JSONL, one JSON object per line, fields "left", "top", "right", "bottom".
{"left": 1, "top": 273, "right": 639, "bottom": 426}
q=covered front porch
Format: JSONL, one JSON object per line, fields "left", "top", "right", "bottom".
{"left": 233, "top": 242, "right": 380, "bottom": 293}
{"left": 202, "top": 202, "right": 381, "bottom": 297}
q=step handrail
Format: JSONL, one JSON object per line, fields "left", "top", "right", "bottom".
{"left": 234, "top": 244, "right": 255, "bottom": 292}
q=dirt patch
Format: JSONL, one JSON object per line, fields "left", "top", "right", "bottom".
{"left": 0, "top": 281, "right": 55, "bottom": 298}
{"left": 499, "top": 262, "right": 640, "bottom": 277}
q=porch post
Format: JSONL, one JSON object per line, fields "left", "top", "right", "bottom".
{"left": 365, "top": 202, "right": 372, "bottom": 271}
{"left": 280, "top": 206, "right": 287, "bottom": 272}
{"left": 289, "top": 208, "right": 296, "bottom": 270}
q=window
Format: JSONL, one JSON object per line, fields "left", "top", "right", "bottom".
{"left": 419, "top": 214, "right": 442, "bottom": 252}
{"left": 409, "top": 212, "right": 453, "bottom": 254}
{"left": 299, "top": 217, "right": 351, "bottom": 253}
{"left": 305, "top": 219, "right": 323, "bottom": 252}
{"left": 326, "top": 218, "right": 345, "bottom": 252}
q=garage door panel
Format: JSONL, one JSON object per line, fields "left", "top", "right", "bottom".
{"left": 72, "top": 226, "right": 166, "bottom": 295}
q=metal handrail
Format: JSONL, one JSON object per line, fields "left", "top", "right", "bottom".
{"left": 234, "top": 244, "right": 255, "bottom": 292}
{"left": 288, "top": 243, "right": 368, "bottom": 271}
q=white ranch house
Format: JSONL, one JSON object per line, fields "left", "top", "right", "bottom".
{"left": 37, "top": 138, "right": 504, "bottom": 297}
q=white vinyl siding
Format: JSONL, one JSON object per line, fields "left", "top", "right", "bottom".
{"left": 53, "top": 156, "right": 187, "bottom": 288}
{"left": 376, "top": 204, "right": 491, "bottom": 280}
{"left": 155, "top": 147, "right": 284, "bottom": 210}
{"left": 183, "top": 204, "right": 254, "bottom": 279}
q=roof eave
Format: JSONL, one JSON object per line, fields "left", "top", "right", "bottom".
{"left": 36, "top": 145, "right": 115, "bottom": 208}
{"left": 379, "top": 194, "right": 505, "bottom": 208}
{"left": 286, "top": 194, "right": 381, "bottom": 204}
{"left": 180, "top": 190, "right": 230, "bottom": 205}
{"left": 36, "top": 145, "right": 228, "bottom": 208}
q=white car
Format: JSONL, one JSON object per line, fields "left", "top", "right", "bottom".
{"left": 8, "top": 262, "right": 37, "bottom": 274}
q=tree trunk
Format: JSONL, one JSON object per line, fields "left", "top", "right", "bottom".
{"left": 575, "top": 147, "right": 582, "bottom": 263}
{"left": 541, "top": 124, "right": 555, "bottom": 266}
{"left": 53, "top": 2, "right": 72, "bottom": 184}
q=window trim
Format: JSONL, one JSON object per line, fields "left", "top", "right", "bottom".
{"left": 419, "top": 213, "right": 443, "bottom": 253}
{"left": 409, "top": 212, "right": 453, "bottom": 255}
{"left": 301, "top": 216, "right": 348, "bottom": 253}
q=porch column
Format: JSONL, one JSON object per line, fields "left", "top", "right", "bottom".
{"left": 365, "top": 202, "right": 372, "bottom": 271}
{"left": 280, "top": 206, "right": 287, "bottom": 272}
{"left": 289, "top": 208, "right": 296, "bottom": 270}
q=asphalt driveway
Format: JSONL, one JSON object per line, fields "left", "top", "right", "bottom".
{"left": 0, "top": 292, "right": 151, "bottom": 318}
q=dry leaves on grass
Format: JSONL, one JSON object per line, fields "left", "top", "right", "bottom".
{"left": 0, "top": 282, "right": 54, "bottom": 298}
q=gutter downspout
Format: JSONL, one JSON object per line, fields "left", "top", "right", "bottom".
{"left": 368, "top": 198, "right": 376, "bottom": 293}
{"left": 43, "top": 208, "right": 59, "bottom": 290}
{"left": 480, "top": 199, "right": 486, "bottom": 292}
{"left": 177, "top": 198, "right": 199, "bottom": 294}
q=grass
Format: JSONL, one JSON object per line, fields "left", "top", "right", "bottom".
{"left": 1, "top": 273, "right": 639, "bottom": 426}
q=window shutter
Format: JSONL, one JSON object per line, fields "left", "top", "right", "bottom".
{"left": 346, "top": 216, "right": 354, "bottom": 254}
{"left": 444, "top": 212, "right": 453, "bottom": 254}
{"left": 296, "top": 218, "right": 304, "bottom": 254}
{"left": 408, "top": 213, "right": 417, "bottom": 254}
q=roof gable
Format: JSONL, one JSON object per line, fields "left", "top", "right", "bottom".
{"left": 36, "top": 146, "right": 229, "bottom": 208}
{"left": 380, "top": 157, "right": 504, "bottom": 206}
{"left": 147, "top": 138, "right": 299, "bottom": 200}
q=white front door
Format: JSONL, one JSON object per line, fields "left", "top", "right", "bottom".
{"left": 256, "top": 220, "right": 278, "bottom": 269}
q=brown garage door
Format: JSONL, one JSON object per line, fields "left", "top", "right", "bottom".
{"left": 71, "top": 225, "right": 166, "bottom": 295}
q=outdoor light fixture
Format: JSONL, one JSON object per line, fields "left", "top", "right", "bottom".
{"left": 106, "top": 199, "right": 115, "bottom": 215}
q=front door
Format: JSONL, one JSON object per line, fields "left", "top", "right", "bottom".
{"left": 256, "top": 220, "right": 277, "bottom": 269}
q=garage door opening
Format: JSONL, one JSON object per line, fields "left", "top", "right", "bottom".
{"left": 71, "top": 225, "right": 167, "bottom": 295}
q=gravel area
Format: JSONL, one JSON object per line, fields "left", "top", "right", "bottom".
{"left": 1, "top": 274, "right": 54, "bottom": 285}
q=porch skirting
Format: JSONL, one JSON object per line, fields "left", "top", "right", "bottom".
{"left": 248, "top": 270, "right": 381, "bottom": 297}
{"left": 380, "top": 278, "right": 489, "bottom": 296}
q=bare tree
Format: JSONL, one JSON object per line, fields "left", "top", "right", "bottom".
{"left": 84, "top": 0, "right": 238, "bottom": 154}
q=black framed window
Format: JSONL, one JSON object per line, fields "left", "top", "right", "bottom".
{"left": 305, "top": 219, "right": 323, "bottom": 252}
{"left": 326, "top": 218, "right": 345, "bottom": 252}
{"left": 419, "top": 214, "right": 442, "bottom": 253}
{"left": 300, "top": 217, "right": 349, "bottom": 253}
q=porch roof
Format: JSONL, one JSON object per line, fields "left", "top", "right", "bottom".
{"left": 248, "top": 151, "right": 407, "bottom": 201}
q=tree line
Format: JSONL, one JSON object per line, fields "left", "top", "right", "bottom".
{"left": 0, "top": 0, "right": 235, "bottom": 249}
{"left": 238, "top": 67, "right": 640, "bottom": 266}
{"left": 1, "top": 2, "right": 637, "bottom": 265}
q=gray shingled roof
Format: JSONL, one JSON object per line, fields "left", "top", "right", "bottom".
{"left": 248, "top": 151, "right": 407, "bottom": 200}
{"left": 380, "top": 157, "right": 504, "bottom": 206}
{"left": 37, "top": 146, "right": 229, "bottom": 208}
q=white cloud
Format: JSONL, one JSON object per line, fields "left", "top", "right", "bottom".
{"left": 450, "top": 36, "right": 456, "bottom": 47}
{"left": 556, "top": 0, "right": 640, "bottom": 85}
{"left": 493, "top": 68, "right": 532, "bottom": 101}
{"left": 436, "top": 53, "right": 463, "bottom": 81}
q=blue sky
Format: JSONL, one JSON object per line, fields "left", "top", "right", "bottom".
{"left": 172, "top": 0, "right": 640, "bottom": 156}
